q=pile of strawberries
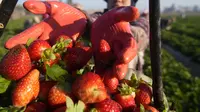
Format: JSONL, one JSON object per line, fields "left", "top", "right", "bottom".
{"left": 0, "top": 34, "right": 159, "bottom": 112}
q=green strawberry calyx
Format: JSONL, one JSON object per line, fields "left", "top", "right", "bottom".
{"left": 52, "top": 37, "right": 72, "bottom": 54}
{"left": 65, "top": 96, "right": 85, "bottom": 112}
{"left": 118, "top": 83, "right": 135, "bottom": 95}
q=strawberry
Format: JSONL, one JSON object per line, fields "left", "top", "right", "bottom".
{"left": 72, "top": 72, "right": 108, "bottom": 104}
{"left": 102, "top": 70, "right": 119, "bottom": 94}
{"left": 28, "top": 40, "right": 51, "bottom": 61}
{"left": 25, "top": 102, "right": 46, "bottom": 112}
{"left": 12, "top": 69, "right": 40, "bottom": 107}
{"left": 63, "top": 46, "right": 92, "bottom": 72}
{"left": 48, "top": 84, "right": 69, "bottom": 107}
{"left": 38, "top": 81, "right": 57, "bottom": 101}
{"left": 135, "top": 82, "right": 152, "bottom": 105}
{"left": 114, "top": 83, "right": 136, "bottom": 111}
{"left": 54, "top": 106, "right": 66, "bottom": 112}
{"left": 96, "top": 39, "right": 115, "bottom": 65}
{"left": 0, "top": 44, "right": 32, "bottom": 80}
{"left": 144, "top": 105, "right": 159, "bottom": 112}
{"left": 94, "top": 99, "right": 122, "bottom": 112}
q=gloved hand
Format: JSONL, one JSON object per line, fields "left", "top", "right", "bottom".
{"left": 5, "top": 1, "right": 87, "bottom": 49}
{"left": 91, "top": 6, "right": 140, "bottom": 80}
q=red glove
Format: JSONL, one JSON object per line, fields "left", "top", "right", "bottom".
{"left": 5, "top": 1, "right": 87, "bottom": 49}
{"left": 91, "top": 6, "right": 140, "bottom": 80}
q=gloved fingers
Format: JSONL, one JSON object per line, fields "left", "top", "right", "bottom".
{"left": 113, "top": 6, "right": 140, "bottom": 22}
{"left": 23, "top": 1, "right": 48, "bottom": 15}
{"left": 113, "top": 62, "right": 128, "bottom": 80}
{"left": 5, "top": 22, "right": 45, "bottom": 49}
{"left": 113, "top": 37, "right": 137, "bottom": 64}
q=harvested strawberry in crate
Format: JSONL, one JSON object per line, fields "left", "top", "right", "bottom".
{"left": 0, "top": 0, "right": 168, "bottom": 112}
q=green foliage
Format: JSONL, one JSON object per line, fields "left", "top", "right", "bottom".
{"left": 0, "top": 76, "right": 11, "bottom": 94}
{"left": 66, "top": 96, "right": 85, "bottom": 112}
{"left": 46, "top": 64, "right": 70, "bottom": 83}
{"left": 162, "top": 16, "right": 200, "bottom": 63}
{"left": 144, "top": 49, "right": 200, "bottom": 112}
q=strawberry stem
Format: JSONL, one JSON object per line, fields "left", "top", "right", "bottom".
{"left": 52, "top": 37, "right": 72, "bottom": 54}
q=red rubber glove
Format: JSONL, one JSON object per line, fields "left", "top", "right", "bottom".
{"left": 5, "top": 1, "right": 87, "bottom": 49}
{"left": 91, "top": 6, "right": 140, "bottom": 80}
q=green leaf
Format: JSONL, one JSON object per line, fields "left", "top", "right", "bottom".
{"left": 46, "top": 64, "right": 69, "bottom": 83}
{"left": 140, "top": 104, "right": 145, "bottom": 112}
{"left": 66, "top": 96, "right": 74, "bottom": 109}
{"left": 130, "top": 73, "right": 139, "bottom": 87}
{"left": 0, "top": 75, "right": 11, "bottom": 94}
{"left": 26, "top": 38, "right": 34, "bottom": 47}
{"left": 76, "top": 69, "right": 84, "bottom": 75}
{"left": 65, "top": 96, "right": 85, "bottom": 112}
{"left": 0, "top": 106, "right": 25, "bottom": 112}
{"left": 76, "top": 100, "right": 85, "bottom": 112}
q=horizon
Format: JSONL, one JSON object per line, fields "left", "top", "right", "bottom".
{"left": 16, "top": 0, "right": 200, "bottom": 12}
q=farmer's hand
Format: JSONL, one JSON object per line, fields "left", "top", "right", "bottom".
{"left": 91, "top": 6, "right": 140, "bottom": 80}
{"left": 5, "top": 1, "right": 88, "bottom": 49}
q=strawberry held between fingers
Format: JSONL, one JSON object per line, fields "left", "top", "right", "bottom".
{"left": 12, "top": 69, "right": 40, "bottom": 107}
{"left": 91, "top": 6, "right": 139, "bottom": 80}
{"left": 0, "top": 44, "right": 32, "bottom": 80}
{"left": 63, "top": 46, "right": 92, "bottom": 72}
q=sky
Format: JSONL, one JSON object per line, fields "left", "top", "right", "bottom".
{"left": 16, "top": 0, "right": 200, "bottom": 11}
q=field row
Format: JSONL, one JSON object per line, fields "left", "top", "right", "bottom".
{"left": 161, "top": 30, "right": 200, "bottom": 63}
{"left": 143, "top": 49, "right": 200, "bottom": 112}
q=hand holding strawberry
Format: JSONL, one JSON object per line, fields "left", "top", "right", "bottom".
{"left": 91, "top": 6, "right": 139, "bottom": 81}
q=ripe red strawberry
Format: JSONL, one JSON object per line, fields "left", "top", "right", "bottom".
{"left": 38, "top": 81, "right": 57, "bottom": 101}
{"left": 54, "top": 106, "right": 66, "bottom": 112}
{"left": 12, "top": 69, "right": 40, "bottom": 107}
{"left": 114, "top": 94, "right": 135, "bottom": 111}
{"left": 94, "top": 99, "right": 122, "bottom": 112}
{"left": 114, "top": 83, "right": 136, "bottom": 111}
{"left": 135, "top": 82, "right": 152, "bottom": 105}
{"left": 72, "top": 72, "right": 108, "bottom": 104}
{"left": 102, "top": 70, "right": 119, "bottom": 94}
{"left": 144, "top": 105, "right": 159, "bottom": 112}
{"left": 25, "top": 102, "right": 46, "bottom": 112}
{"left": 63, "top": 46, "right": 92, "bottom": 72}
{"left": 0, "top": 44, "right": 32, "bottom": 80}
{"left": 48, "top": 84, "right": 68, "bottom": 107}
{"left": 28, "top": 40, "right": 51, "bottom": 61}
{"left": 96, "top": 39, "right": 114, "bottom": 65}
